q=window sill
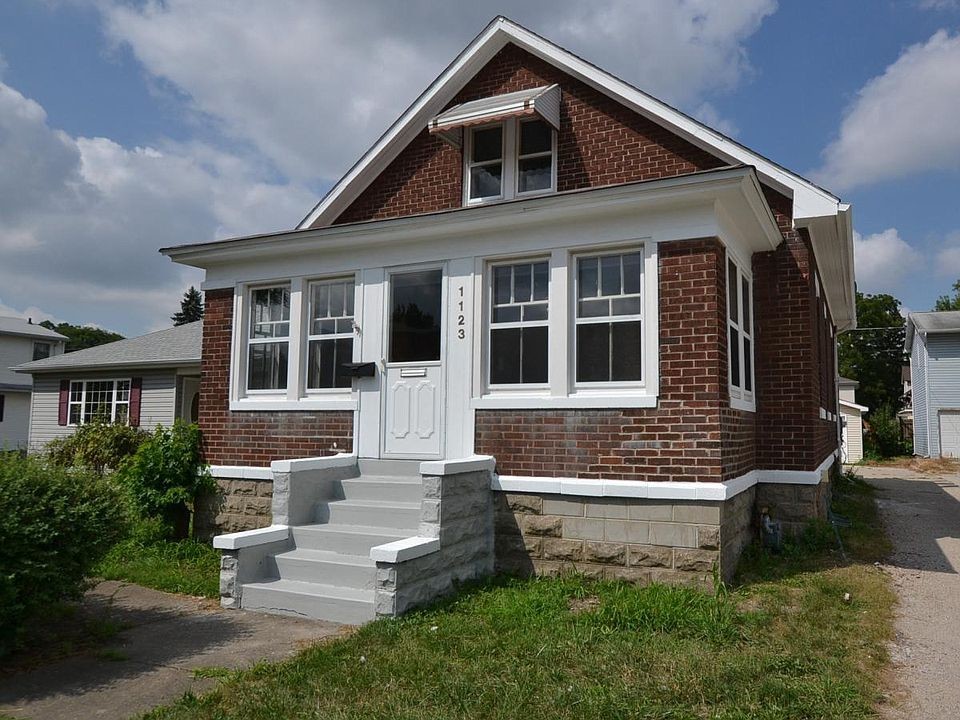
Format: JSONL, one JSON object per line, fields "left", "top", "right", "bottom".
{"left": 471, "top": 393, "right": 657, "bottom": 410}
{"left": 230, "top": 397, "right": 357, "bottom": 412}
{"left": 729, "top": 396, "right": 756, "bottom": 413}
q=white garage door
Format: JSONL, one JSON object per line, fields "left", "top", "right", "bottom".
{"left": 940, "top": 411, "right": 960, "bottom": 458}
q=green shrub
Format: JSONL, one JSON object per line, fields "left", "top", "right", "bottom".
{"left": 46, "top": 421, "right": 149, "bottom": 475}
{"left": 0, "top": 453, "right": 126, "bottom": 657}
{"left": 118, "top": 421, "right": 214, "bottom": 538}
{"left": 864, "top": 404, "right": 910, "bottom": 458}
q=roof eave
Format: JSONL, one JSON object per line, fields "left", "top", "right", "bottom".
{"left": 14, "top": 359, "right": 201, "bottom": 375}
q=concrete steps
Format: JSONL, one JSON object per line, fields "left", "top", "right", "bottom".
{"left": 238, "top": 465, "right": 424, "bottom": 624}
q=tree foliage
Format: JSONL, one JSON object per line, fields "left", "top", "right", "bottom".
{"left": 838, "top": 292, "right": 906, "bottom": 414}
{"left": 934, "top": 280, "right": 960, "bottom": 311}
{"left": 172, "top": 286, "right": 204, "bottom": 326}
{"left": 39, "top": 320, "right": 123, "bottom": 353}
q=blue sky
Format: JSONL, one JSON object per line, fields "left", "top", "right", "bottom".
{"left": 0, "top": 0, "right": 958, "bottom": 336}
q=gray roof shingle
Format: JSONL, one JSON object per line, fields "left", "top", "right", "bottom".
{"left": 0, "top": 316, "right": 68, "bottom": 341}
{"left": 14, "top": 321, "right": 201, "bottom": 373}
{"left": 910, "top": 311, "right": 960, "bottom": 333}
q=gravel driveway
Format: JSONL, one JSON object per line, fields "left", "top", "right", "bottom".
{"left": 859, "top": 464, "right": 960, "bottom": 720}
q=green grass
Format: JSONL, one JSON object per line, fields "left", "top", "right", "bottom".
{"left": 142, "top": 470, "right": 894, "bottom": 720}
{"left": 94, "top": 526, "right": 221, "bottom": 599}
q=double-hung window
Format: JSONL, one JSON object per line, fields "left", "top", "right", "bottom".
{"left": 727, "top": 258, "right": 754, "bottom": 407}
{"left": 33, "top": 342, "right": 52, "bottom": 361}
{"left": 575, "top": 252, "right": 643, "bottom": 384}
{"left": 489, "top": 261, "right": 549, "bottom": 385}
{"left": 68, "top": 379, "right": 130, "bottom": 425}
{"left": 307, "top": 278, "right": 355, "bottom": 390}
{"left": 247, "top": 286, "right": 290, "bottom": 392}
{"left": 466, "top": 118, "right": 556, "bottom": 203}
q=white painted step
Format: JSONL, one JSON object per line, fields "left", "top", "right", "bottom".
{"left": 336, "top": 476, "right": 423, "bottom": 503}
{"left": 316, "top": 499, "right": 420, "bottom": 529}
{"left": 291, "top": 523, "right": 408, "bottom": 555}
{"left": 268, "top": 548, "right": 377, "bottom": 587}
{"left": 357, "top": 458, "right": 421, "bottom": 477}
{"left": 241, "top": 578, "right": 374, "bottom": 624}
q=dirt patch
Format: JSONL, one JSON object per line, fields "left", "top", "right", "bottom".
{"left": 860, "top": 457, "right": 960, "bottom": 475}
{"left": 567, "top": 596, "right": 601, "bottom": 614}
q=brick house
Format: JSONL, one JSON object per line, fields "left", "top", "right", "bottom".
{"left": 163, "top": 17, "right": 854, "bottom": 622}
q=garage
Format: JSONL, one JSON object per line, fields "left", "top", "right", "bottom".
{"left": 940, "top": 410, "right": 960, "bottom": 459}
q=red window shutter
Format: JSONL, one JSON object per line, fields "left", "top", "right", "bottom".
{"left": 58, "top": 380, "right": 70, "bottom": 426}
{"left": 129, "top": 377, "right": 143, "bottom": 427}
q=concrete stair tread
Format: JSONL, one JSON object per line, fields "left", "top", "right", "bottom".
{"left": 272, "top": 547, "right": 375, "bottom": 566}
{"left": 345, "top": 475, "right": 422, "bottom": 484}
{"left": 324, "top": 498, "right": 421, "bottom": 510}
{"left": 242, "top": 578, "right": 374, "bottom": 603}
{"left": 296, "top": 523, "right": 411, "bottom": 538}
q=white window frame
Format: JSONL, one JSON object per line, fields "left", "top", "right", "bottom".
{"left": 68, "top": 378, "right": 131, "bottom": 426}
{"left": 572, "top": 249, "right": 645, "bottom": 391}
{"left": 463, "top": 117, "right": 556, "bottom": 206}
{"left": 244, "top": 284, "right": 292, "bottom": 396}
{"left": 727, "top": 254, "right": 756, "bottom": 412}
{"left": 474, "top": 239, "right": 658, "bottom": 409}
{"left": 486, "top": 257, "right": 551, "bottom": 391}
{"left": 304, "top": 276, "right": 358, "bottom": 395}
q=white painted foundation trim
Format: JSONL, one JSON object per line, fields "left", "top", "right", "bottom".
{"left": 370, "top": 536, "right": 441, "bottom": 563}
{"left": 470, "top": 394, "right": 657, "bottom": 410}
{"left": 209, "top": 465, "right": 274, "bottom": 480}
{"left": 493, "top": 456, "right": 837, "bottom": 501}
{"left": 270, "top": 452, "right": 357, "bottom": 473}
{"left": 229, "top": 398, "right": 357, "bottom": 412}
{"left": 420, "top": 454, "right": 496, "bottom": 475}
{"left": 213, "top": 524, "right": 289, "bottom": 550}
{"left": 759, "top": 454, "right": 835, "bottom": 485}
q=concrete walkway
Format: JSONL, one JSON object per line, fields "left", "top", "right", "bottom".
{"left": 859, "top": 465, "right": 960, "bottom": 720}
{"left": 0, "top": 581, "right": 344, "bottom": 720}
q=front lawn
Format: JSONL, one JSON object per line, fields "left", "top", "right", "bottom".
{"left": 144, "top": 470, "right": 894, "bottom": 720}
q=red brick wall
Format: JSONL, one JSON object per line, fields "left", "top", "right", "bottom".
{"left": 476, "top": 238, "right": 727, "bottom": 481}
{"left": 329, "top": 43, "right": 725, "bottom": 226}
{"left": 200, "top": 288, "right": 353, "bottom": 467}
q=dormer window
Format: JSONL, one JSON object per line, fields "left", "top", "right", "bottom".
{"left": 429, "top": 84, "right": 561, "bottom": 207}
{"left": 464, "top": 118, "right": 556, "bottom": 204}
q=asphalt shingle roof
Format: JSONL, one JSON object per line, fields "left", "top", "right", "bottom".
{"left": 14, "top": 321, "right": 201, "bottom": 373}
{"left": 0, "top": 316, "right": 68, "bottom": 341}
{"left": 910, "top": 311, "right": 960, "bottom": 333}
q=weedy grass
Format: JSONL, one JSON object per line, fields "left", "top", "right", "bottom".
{"left": 143, "top": 471, "right": 893, "bottom": 720}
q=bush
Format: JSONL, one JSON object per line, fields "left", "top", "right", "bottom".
{"left": 46, "top": 421, "right": 149, "bottom": 475}
{"left": 118, "top": 421, "right": 214, "bottom": 539}
{"left": 864, "top": 404, "right": 910, "bottom": 459}
{"left": 0, "top": 453, "right": 126, "bottom": 657}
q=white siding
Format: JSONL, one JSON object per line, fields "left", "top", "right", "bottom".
{"left": 928, "top": 334, "right": 960, "bottom": 458}
{"left": 0, "top": 391, "right": 31, "bottom": 449}
{"left": 912, "top": 333, "right": 929, "bottom": 457}
{"left": 840, "top": 406, "right": 864, "bottom": 463}
{"left": 0, "top": 336, "right": 36, "bottom": 385}
{"left": 28, "top": 370, "right": 179, "bottom": 451}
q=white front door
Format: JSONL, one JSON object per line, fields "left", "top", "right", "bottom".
{"left": 381, "top": 267, "right": 445, "bottom": 458}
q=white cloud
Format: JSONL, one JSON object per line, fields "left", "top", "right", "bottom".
{"left": 814, "top": 29, "right": 960, "bottom": 191}
{"left": 0, "top": 78, "right": 315, "bottom": 335}
{"left": 98, "top": 0, "right": 775, "bottom": 182}
{"left": 935, "top": 230, "right": 960, "bottom": 277}
{"left": 0, "top": 299, "right": 62, "bottom": 325}
{"left": 853, "top": 228, "right": 923, "bottom": 294}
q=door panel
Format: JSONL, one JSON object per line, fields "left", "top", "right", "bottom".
{"left": 382, "top": 268, "right": 444, "bottom": 458}
{"left": 940, "top": 411, "right": 960, "bottom": 458}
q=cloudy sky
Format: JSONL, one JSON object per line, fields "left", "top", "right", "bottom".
{"left": 1, "top": 0, "right": 958, "bottom": 336}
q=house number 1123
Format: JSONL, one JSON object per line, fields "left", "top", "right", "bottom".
{"left": 456, "top": 285, "right": 466, "bottom": 339}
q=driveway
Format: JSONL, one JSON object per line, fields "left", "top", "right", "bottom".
{"left": 0, "top": 581, "right": 344, "bottom": 720}
{"left": 858, "top": 464, "right": 960, "bottom": 720}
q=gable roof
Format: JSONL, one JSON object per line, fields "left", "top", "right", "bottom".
{"left": 299, "top": 16, "right": 844, "bottom": 230}
{"left": 906, "top": 310, "right": 960, "bottom": 351}
{"left": 13, "top": 321, "right": 202, "bottom": 374}
{"left": 0, "top": 316, "right": 68, "bottom": 342}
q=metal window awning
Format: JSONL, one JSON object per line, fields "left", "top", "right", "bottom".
{"left": 428, "top": 84, "right": 560, "bottom": 148}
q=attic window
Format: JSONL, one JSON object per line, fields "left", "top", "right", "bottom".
{"left": 464, "top": 118, "right": 556, "bottom": 204}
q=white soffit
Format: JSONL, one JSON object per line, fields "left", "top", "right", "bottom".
{"left": 298, "top": 16, "right": 842, "bottom": 230}
{"left": 428, "top": 84, "right": 561, "bottom": 147}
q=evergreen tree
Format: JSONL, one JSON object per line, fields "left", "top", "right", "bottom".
{"left": 934, "top": 280, "right": 960, "bottom": 311}
{"left": 172, "top": 286, "right": 204, "bottom": 326}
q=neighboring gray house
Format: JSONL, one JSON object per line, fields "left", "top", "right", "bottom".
{"left": 0, "top": 317, "right": 67, "bottom": 450}
{"left": 13, "top": 322, "right": 201, "bottom": 451}
{"left": 838, "top": 376, "right": 867, "bottom": 463}
{"left": 906, "top": 311, "right": 960, "bottom": 458}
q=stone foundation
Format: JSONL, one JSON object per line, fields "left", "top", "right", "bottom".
{"left": 494, "top": 488, "right": 758, "bottom": 586}
{"left": 195, "top": 476, "right": 273, "bottom": 539}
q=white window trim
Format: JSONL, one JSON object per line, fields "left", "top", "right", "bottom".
{"left": 231, "top": 276, "right": 360, "bottom": 412}
{"left": 244, "top": 283, "right": 293, "bottom": 397}
{"left": 473, "top": 239, "right": 658, "bottom": 408}
{"left": 68, "top": 378, "right": 131, "bottom": 426}
{"left": 463, "top": 117, "right": 556, "bottom": 207}
{"left": 304, "top": 276, "right": 358, "bottom": 395}
{"left": 727, "top": 253, "right": 756, "bottom": 412}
